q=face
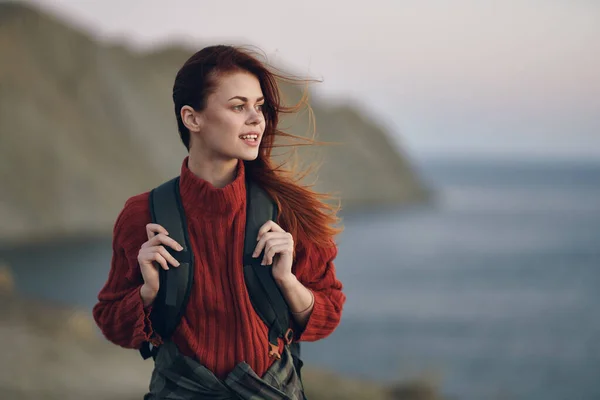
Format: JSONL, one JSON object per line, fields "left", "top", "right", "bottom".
{"left": 183, "top": 71, "right": 266, "bottom": 162}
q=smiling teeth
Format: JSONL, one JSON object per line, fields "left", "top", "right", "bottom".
{"left": 241, "top": 135, "right": 258, "bottom": 140}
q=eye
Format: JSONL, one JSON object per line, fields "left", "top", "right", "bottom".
{"left": 232, "top": 104, "right": 244, "bottom": 111}
{"left": 256, "top": 104, "right": 264, "bottom": 112}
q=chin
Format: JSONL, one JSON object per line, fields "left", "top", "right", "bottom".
{"left": 237, "top": 149, "right": 260, "bottom": 161}
{"left": 241, "top": 154, "right": 260, "bottom": 162}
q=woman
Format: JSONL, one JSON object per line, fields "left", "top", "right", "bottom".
{"left": 93, "top": 45, "right": 345, "bottom": 399}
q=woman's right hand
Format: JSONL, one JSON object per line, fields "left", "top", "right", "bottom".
{"left": 137, "top": 223, "right": 183, "bottom": 306}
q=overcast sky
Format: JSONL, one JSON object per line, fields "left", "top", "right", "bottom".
{"left": 26, "top": 0, "right": 600, "bottom": 161}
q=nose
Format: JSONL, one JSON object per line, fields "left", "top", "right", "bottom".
{"left": 246, "top": 107, "right": 263, "bottom": 125}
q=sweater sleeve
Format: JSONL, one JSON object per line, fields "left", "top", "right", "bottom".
{"left": 92, "top": 193, "right": 162, "bottom": 349}
{"left": 292, "top": 238, "right": 346, "bottom": 342}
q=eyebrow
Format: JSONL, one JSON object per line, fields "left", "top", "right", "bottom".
{"left": 228, "top": 96, "right": 265, "bottom": 102}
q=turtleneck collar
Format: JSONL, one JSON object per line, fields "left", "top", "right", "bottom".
{"left": 178, "top": 156, "right": 246, "bottom": 217}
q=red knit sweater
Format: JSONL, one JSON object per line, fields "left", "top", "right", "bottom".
{"left": 93, "top": 157, "right": 345, "bottom": 379}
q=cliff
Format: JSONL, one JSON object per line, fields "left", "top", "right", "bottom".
{"left": 0, "top": 2, "right": 429, "bottom": 244}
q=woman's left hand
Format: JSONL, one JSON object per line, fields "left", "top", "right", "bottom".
{"left": 252, "top": 220, "right": 294, "bottom": 283}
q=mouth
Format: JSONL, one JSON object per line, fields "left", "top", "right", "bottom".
{"left": 239, "top": 133, "right": 260, "bottom": 143}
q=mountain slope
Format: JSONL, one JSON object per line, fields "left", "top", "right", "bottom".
{"left": 0, "top": 2, "right": 428, "bottom": 244}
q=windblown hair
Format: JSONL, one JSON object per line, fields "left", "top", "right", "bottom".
{"left": 172, "top": 45, "right": 342, "bottom": 245}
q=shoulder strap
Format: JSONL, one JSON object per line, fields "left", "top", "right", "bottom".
{"left": 243, "top": 178, "right": 293, "bottom": 359}
{"left": 140, "top": 177, "right": 195, "bottom": 360}
{"left": 140, "top": 174, "right": 300, "bottom": 365}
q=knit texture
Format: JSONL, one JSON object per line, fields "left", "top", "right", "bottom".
{"left": 93, "top": 157, "right": 345, "bottom": 379}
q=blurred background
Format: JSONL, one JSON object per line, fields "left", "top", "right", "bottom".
{"left": 1, "top": 1, "right": 599, "bottom": 399}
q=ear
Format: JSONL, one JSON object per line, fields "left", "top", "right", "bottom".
{"left": 181, "top": 105, "right": 203, "bottom": 133}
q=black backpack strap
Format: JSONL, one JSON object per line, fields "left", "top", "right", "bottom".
{"left": 140, "top": 173, "right": 302, "bottom": 373}
{"left": 243, "top": 178, "right": 295, "bottom": 360}
{"left": 139, "top": 177, "right": 195, "bottom": 360}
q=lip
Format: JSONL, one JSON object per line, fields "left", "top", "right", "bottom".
{"left": 239, "top": 132, "right": 261, "bottom": 147}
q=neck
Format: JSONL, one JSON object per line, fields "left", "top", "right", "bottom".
{"left": 187, "top": 152, "right": 239, "bottom": 189}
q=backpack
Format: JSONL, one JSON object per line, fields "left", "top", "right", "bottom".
{"left": 138, "top": 169, "right": 303, "bottom": 379}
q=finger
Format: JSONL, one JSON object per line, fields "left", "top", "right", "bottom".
{"left": 261, "top": 243, "right": 288, "bottom": 265}
{"left": 139, "top": 247, "right": 168, "bottom": 270}
{"left": 263, "top": 237, "right": 289, "bottom": 259}
{"left": 256, "top": 220, "right": 274, "bottom": 241}
{"left": 150, "top": 253, "right": 169, "bottom": 271}
{"left": 263, "top": 244, "right": 292, "bottom": 265}
{"left": 252, "top": 231, "right": 270, "bottom": 257}
{"left": 146, "top": 223, "right": 168, "bottom": 240}
{"left": 257, "top": 220, "right": 285, "bottom": 241}
{"left": 252, "top": 231, "right": 285, "bottom": 258}
{"left": 156, "top": 246, "right": 180, "bottom": 267}
{"left": 147, "top": 233, "right": 183, "bottom": 251}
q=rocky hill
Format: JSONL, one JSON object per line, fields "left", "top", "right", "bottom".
{"left": 0, "top": 2, "right": 429, "bottom": 244}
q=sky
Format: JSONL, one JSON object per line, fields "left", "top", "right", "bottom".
{"left": 24, "top": 0, "right": 600, "bottom": 161}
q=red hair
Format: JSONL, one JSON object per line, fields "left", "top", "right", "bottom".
{"left": 172, "top": 45, "right": 342, "bottom": 246}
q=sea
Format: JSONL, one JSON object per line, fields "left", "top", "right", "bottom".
{"left": 2, "top": 157, "right": 599, "bottom": 400}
